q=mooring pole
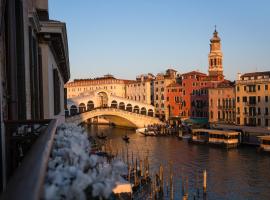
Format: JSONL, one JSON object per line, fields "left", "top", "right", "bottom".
{"left": 203, "top": 169, "right": 207, "bottom": 199}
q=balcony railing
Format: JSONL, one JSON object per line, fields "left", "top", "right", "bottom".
{"left": 3, "top": 119, "right": 58, "bottom": 200}
{"left": 244, "top": 101, "right": 256, "bottom": 106}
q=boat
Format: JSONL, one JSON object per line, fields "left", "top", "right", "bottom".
{"left": 140, "top": 130, "right": 156, "bottom": 136}
{"left": 257, "top": 135, "right": 270, "bottom": 153}
{"left": 97, "top": 132, "right": 107, "bottom": 140}
{"left": 136, "top": 128, "right": 146, "bottom": 134}
{"left": 122, "top": 135, "right": 130, "bottom": 142}
{"left": 191, "top": 129, "right": 240, "bottom": 148}
{"left": 182, "top": 134, "right": 192, "bottom": 141}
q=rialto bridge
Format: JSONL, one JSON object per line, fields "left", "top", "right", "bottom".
{"left": 65, "top": 89, "right": 163, "bottom": 128}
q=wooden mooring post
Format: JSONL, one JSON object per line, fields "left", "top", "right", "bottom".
{"left": 203, "top": 169, "right": 207, "bottom": 199}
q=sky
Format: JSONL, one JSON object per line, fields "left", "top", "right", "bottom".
{"left": 49, "top": 0, "right": 270, "bottom": 81}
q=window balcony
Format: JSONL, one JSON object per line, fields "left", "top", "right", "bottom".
{"left": 244, "top": 101, "right": 256, "bottom": 106}
{"left": 3, "top": 119, "right": 58, "bottom": 200}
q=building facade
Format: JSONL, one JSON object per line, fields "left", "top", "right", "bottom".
{"left": 166, "top": 83, "right": 182, "bottom": 118}
{"left": 236, "top": 71, "right": 270, "bottom": 127}
{"left": 0, "top": 0, "right": 70, "bottom": 191}
{"left": 126, "top": 74, "right": 154, "bottom": 105}
{"left": 153, "top": 69, "right": 177, "bottom": 120}
{"left": 178, "top": 29, "right": 225, "bottom": 120}
{"left": 209, "top": 82, "right": 236, "bottom": 124}
{"left": 66, "top": 75, "right": 127, "bottom": 98}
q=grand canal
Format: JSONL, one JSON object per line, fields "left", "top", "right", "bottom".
{"left": 87, "top": 125, "right": 270, "bottom": 200}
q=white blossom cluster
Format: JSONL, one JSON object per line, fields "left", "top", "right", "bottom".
{"left": 43, "top": 123, "right": 127, "bottom": 200}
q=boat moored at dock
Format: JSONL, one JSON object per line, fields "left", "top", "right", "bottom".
{"left": 257, "top": 136, "right": 270, "bottom": 152}
{"left": 191, "top": 129, "right": 240, "bottom": 148}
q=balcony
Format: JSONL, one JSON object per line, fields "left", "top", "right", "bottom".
{"left": 244, "top": 101, "right": 256, "bottom": 106}
{"left": 3, "top": 119, "right": 58, "bottom": 200}
{"left": 246, "top": 90, "right": 256, "bottom": 93}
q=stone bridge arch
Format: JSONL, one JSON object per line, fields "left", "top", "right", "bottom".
{"left": 66, "top": 108, "right": 163, "bottom": 128}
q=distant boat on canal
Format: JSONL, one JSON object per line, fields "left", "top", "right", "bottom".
{"left": 97, "top": 132, "right": 107, "bottom": 140}
{"left": 122, "top": 134, "right": 130, "bottom": 142}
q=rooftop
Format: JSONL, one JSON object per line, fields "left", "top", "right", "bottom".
{"left": 241, "top": 71, "right": 270, "bottom": 78}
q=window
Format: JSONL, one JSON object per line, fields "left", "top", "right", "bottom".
{"left": 265, "top": 96, "right": 269, "bottom": 102}
{"left": 265, "top": 107, "right": 269, "bottom": 115}
{"left": 237, "top": 97, "right": 240, "bottom": 103}
{"left": 266, "top": 119, "right": 269, "bottom": 127}
{"left": 156, "top": 95, "right": 158, "bottom": 100}
{"left": 167, "top": 97, "right": 169, "bottom": 101}
{"left": 258, "top": 118, "right": 261, "bottom": 126}
{"left": 258, "top": 85, "right": 260, "bottom": 91}
{"left": 237, "top": 117, "right": 240, "bottom": 124}
{"left": 237, "top": 86, "right": 240, "bottom": 91}
{"left": 265, "top": 84, "right": 268, "bottom": 90}
{"left": 53, "top": 69, "right": 61, "bottom": 115}
{"left": 237, "top": 107, "right": 240, "bottom": 114}
{"left": 244, "top": 86, "right": 246, "bottom": 91}
{"left": 161, "top": 94, "right": 164, "bottom": 100}
{"left": 258, "top": 107, "right": 261, "bottom": 115}
{"left": 258, "top": 96, "right": 261, "bottom": 102}
{"left": 161, "top": 103, "right": 164, "bottom": 108}
{"left": 243, "top": 96, "right": 247, "bottom": 102}
{"left": 161, "top": 87, "right": 164, "bottom": 92}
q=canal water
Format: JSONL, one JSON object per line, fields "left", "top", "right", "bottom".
{"left": 86, "top": 125, "right": 270, "bottom": 200}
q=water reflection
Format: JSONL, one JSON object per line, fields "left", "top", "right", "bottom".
{"left": 86, "top": 125, "right": 270, "bottom": 200}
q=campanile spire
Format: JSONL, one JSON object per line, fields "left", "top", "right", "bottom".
{"left": 208, "top": 27, "right": 224, "bottom": 79}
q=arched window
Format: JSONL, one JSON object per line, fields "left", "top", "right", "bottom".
{"left": 119, "top": 102, "right": 125, "bottom": 110}
{"left": 148, "top": 109, "right": 154, "bottom": 117}
{"left": 79, "top": 103, "right": 86, "bottom": 113}
{"left": 87, "top": 101, "right": 94, "bottom": 110}
{"left": 141, "top": 107, "right": 146, "bottom": 115}
{"left": 134, "top": 105, "right": 140, "bottom": 113}
{"left": 126, "top": 104, "right": 132, "bottom": 112}
{"left": 111, "top": 100, "right": 117, "bottom": 108}
{"left": 70, "top": 105, "right": 78, "bottom": 116}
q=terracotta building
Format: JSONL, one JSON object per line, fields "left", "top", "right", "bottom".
{"left": 208, "top": 81, "right": 236, "bottom": 124}
{"left": 236, "top": 71, "right": 270, "bottom": 127}
{"left": 166, "top": 83, "right": 182, "bottom": 117}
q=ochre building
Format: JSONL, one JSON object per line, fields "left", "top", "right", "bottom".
{"left": 236, "top": 71, "right": 270, "bottom": 127}
{"left": 208, "top": 82, "right": 236, "bottom": 124}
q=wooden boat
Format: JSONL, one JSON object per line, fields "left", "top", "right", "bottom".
{"left": 122, "top": 135, "right": 130, "bottom": 142}
{"left": 141, "top": 130, "right": 156, "bottom": 136}
{"left": 97, "top": 132, "right": 107, "bottom": 140}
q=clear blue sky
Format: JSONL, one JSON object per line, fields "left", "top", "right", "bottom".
{"left": 49, "top": 0, "right": 270, "bottom": 81}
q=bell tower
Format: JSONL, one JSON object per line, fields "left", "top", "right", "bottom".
{"left": 208, "top": 27, "right": 224, "bottom": 79}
